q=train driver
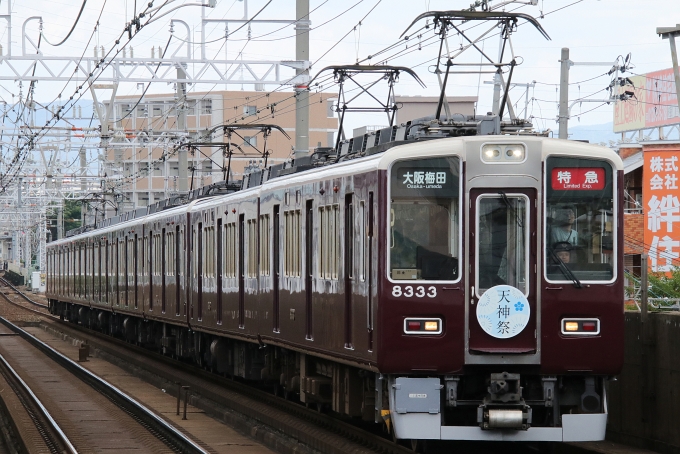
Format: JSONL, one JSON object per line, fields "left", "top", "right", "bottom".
{"left": 551, "top": 208, "right": 578, "bottom": 246}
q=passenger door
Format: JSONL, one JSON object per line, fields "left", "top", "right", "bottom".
{"left": 467, "top": 188, "right": 537, "bottom": 356}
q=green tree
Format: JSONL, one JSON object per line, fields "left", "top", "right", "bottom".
{"left": 63, "top": 199, "right": 82, "bottom": 232}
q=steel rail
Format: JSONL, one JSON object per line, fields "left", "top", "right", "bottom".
{"left": 0, "top": 313, "right": 208, "bottom": 454}
{"left": 0, "top": 276, "right": 47, "bottom": 308}
{"left": 0, "top": 340, "right": 77, "bottom": 454}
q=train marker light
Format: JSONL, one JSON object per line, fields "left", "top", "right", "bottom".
{"left": 407, "top": 321, "right": 421, "bottom": 331}
{"left": 564, "top": 322, "right": 579, "bottom": 332}
{"left": 561, "top": 318, "right": 600, "bottom": 335}
{"left": 424, "top": 321, "right": 439, "bottom": 331}
{"left": 404, "top": 318, "right": 442, "bottom": 335}
{"left": 582, "top": 322, "right": 597, "bottom": 331}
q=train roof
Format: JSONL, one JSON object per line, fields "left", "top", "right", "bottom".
{"left": 50, "top": 130, "right": 622, "bottom": 247}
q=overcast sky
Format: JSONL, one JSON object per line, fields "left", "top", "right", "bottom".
{"left": 1, "top": 0, "right": 678, "bottom": 134}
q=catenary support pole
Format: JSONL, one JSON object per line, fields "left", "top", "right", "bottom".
{"left": 177, "top": 65, "right": 188, "bottom": 193}
{"left": 640, "top": 253, "right": 648, "bottom": 322}
{"left": 294, "top": 0, "right": 310, "bottom": 160}
{"left": 668, "top": 34, "right": 680, "bottom": 114}
{"left": 558, "top": 48, "right": 570, "bottom": 139}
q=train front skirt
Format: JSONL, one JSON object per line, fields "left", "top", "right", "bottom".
{"left": 388, "top": 376, "right": 608, "bottom": 442}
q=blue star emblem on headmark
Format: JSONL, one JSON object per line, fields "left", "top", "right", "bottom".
{"left": 476, "top": 285, "right": 531, "bottom": 339}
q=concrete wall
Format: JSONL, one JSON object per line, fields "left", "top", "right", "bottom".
{"left": 607, "top": 311, "right": 680, "bottom": 454}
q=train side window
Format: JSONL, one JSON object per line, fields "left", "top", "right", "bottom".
{"left": 545, "top": 157, "right": 615, "bottom": 282}
{"left": 284, "top": 210, "right": 301, "bottom": 277}
{"left": 227, "top": 223, "right": 237, "bottom": 278}
{"left": 246, "top": 220, "right": 257, "bottom": 278}
{"left": 259, "top": 214, "right": 270, "bottom": 276}
{"left": 318, "top": 204, "right": 340, "bottom": 280}
{"left": 389, "top": 157, "right": 460, "bottom": 282}
{"left": 203, "top": 226, "right": 215, "bottom": 278}
{"left": 166, "top": 230, "right": 175, "bottom": 276}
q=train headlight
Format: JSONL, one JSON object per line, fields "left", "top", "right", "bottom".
{"left": 482, "top": 145, "right": 502, "bottom": 161}
{"left": 505, "top": 146, "right": 525, "bottom": 160}
{"left": 481, "top": 143, "right": 526, "bottom": 163}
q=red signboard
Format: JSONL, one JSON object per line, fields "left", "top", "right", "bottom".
{"left": 551, "top": 168, "right": 605, "bottom": 190}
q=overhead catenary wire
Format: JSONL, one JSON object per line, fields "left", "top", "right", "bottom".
{"left": 0, "top": 0, "right": 173, "bottom": 194}
{"left": 41, "top": 0, "right": 88, "bottom": 47}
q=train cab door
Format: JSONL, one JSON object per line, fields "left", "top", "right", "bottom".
{"left": 467, "top": 188, "right": 538, "bottom": 359}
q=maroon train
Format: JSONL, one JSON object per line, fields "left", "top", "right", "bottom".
{"left": 46, "top": 132, "right": 623, "bottom": 443}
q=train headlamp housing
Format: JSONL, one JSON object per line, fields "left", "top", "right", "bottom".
{"left": 404, "top": 318, "right": 443, "bottom": 335}
{"left": 481, "top": 143, "right": 526, "bottom": 163}
{"left": 561, "top": 318, "right": 600, "bottom": 336}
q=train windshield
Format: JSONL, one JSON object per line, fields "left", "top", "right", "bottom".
{"left": 389, "top": 157, "right": 460, "bottom": 281}
{"left": 545, "top": 157, "right": 615, "bottom": 282}
{"left": 476, "top": 195, "right": 529, "bottom": 295}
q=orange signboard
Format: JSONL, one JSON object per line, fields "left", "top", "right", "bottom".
{"left": 614, "top": 68, "right": 680, "bottom": 133}
{"left": 644, "top": 148, "right": 680, "bottom": 272}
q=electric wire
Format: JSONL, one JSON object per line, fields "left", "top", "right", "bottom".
{"left": 41, "top": 0, "right": 88, "bottom": 46}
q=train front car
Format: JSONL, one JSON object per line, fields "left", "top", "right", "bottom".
{"left": 379, "top": 136, "right": 623, "bottom": 442}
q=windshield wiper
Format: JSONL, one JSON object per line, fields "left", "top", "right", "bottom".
{"left": 549, "top": 248, "right": 582, "bottom": 288}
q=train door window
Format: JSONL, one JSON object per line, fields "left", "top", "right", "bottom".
{"left": 358, "top": 200, "right": 366, "bottom": 281}
{"left": 162, "top": 229, "right": 167, "bottom": 313}
{"left": 143, "top": 234, "right": 149, "bottom": 302}
{"left": 91, "top": 244, "right": 95, "bottom": 299}
{"left": 389, "top": 157, "right": 460, "bottom": 282}
{"left": 284, "top": 210, "right": 301, "bottom": 277}
{"left": 346, "top": 197, "right": 354, "bottom": 280}
{"left": 105, "top": 240, "right": 109, "bottom": 301}
{"left": 545, "top": 157, "right": 615, "bottom": 282}
{"left": 148, "top": 232, "right": 153, "bottom": 310}
{"left": 216, "top": 220, "right": 223, "bottom": 324}
{"left": 259, "top": 215, "right": 270, "bottom": 276}
{"left": 192, "top": 227, "right": 198, "bottom": 279}
{"left": 79, "top": 245, "right": 84, "bottom": 298}
{"left": 134, "top": 234, "right": 139, "bottom": 309}
{"left": 121, "top": 238, "right": 127, "bottom": 304}
{"left": 175, "top": 225, "right": 181, "bottom": 316}
{"left": 476, "top": 195, "right": 529, "bottom": 295}
{"left": 125, "top": 237, "right": 132, "bottom": 306}
{"left": 83, "top": 244, "right": 88, "bottom": 298}
{"left": 225, "top": 223, "right": 237, "bottom": 278}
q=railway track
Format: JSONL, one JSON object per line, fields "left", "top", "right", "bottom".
{"left": 0, "top": 284, "right": 208, "bottom": 454}
{"left": 0, "top": 324, "right": 76, "bottom": 453}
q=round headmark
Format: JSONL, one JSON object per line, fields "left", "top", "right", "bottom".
{"left": 476, "top": 285, "right": 530, "bottom": 339}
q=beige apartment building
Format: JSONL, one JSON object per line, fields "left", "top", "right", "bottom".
{"left": 104, "top": 90, "right": 338, "bottom": 211}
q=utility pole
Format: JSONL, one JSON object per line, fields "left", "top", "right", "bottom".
{"left": 294, "top": 0, "right": 310, "bottom": 160}
{"left": 657, "top": 24, "right": 680, "bottom": 114}
{"left": 177, "top": 65, "right": 189, "bottom": 193}
{"left": 492, "top": 71, "right": 502, "bottom": 115}
{"left": 57, "top": 206, "right": 63, "bottom": 240}
{"left": 17, "top": 177, "right": 22, "bottom": 208}
{"left": 558, "top": 48, "right": 620, "bottom": 140}
{"left": 80, "top": 146, "right": 87, "bottom": 225}
{"left": 558, "top": 48, "right": 570, "bottom": 139}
